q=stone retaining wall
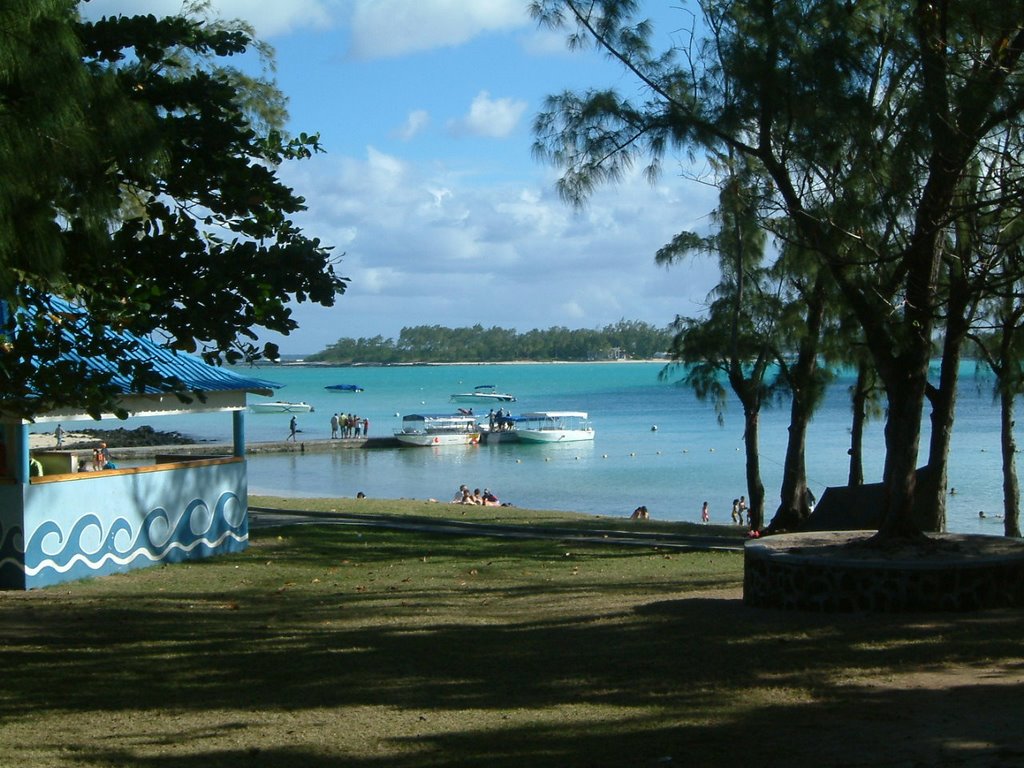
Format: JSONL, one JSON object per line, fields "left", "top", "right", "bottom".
{"left": 744, "top": 531, "right": 1024, "bottom": 612}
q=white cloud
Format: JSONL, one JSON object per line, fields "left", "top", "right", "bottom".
{"left": 449, "top": 91, "right": 528, "bottom": 138}
{"left": 348, "top": 0, "right": 530, "bottom": 59}
{"left": 79, "top": 0, "right": 333, "bottom": 37}
{"left": 394, "top": 110, "right": 430, "bottom": 141}
{"left": 273, "top": 148, "right": 721, "bottom": 353}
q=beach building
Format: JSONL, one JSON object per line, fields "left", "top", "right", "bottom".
{"left": 0, "top": 298, "right": 278, "bottom": 590}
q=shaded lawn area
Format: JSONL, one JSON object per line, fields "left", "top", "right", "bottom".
{"left": 0, "top": 515, "right": 1022, "bottom": 767}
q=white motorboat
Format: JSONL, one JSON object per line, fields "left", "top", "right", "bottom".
{"left": 394, "top": 413, "right": 481, "bottom": 446}
{"left": 514, "top": 411, "right": 594, "bottom": 443}
{"left": 249, "top": 401, "right": 315, "bottom": 414}
{"left": 449, "top": 384, "right": 516, "bottom": 403}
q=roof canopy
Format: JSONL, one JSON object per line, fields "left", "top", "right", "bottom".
{"left": 3, "top": 296, "right": 280, "bottom": 422}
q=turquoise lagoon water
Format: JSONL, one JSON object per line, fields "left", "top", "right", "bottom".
{"left": 105, "top": 361, "right": 1012, "bottom": 534}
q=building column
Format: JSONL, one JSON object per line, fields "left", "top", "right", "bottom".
{"left": 15, "top": 423, "right": 29, "bottom": 484}
{"left": 232, "top": 410, "right": 246, "bottom": 458}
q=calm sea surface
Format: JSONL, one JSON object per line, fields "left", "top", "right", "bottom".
{"left": 108, "top": 361, "right": 1012, "bottom": 534}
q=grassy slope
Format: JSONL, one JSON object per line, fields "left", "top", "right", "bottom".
{"left": 0, "top": 499, "right": 1020, "bottom": 767}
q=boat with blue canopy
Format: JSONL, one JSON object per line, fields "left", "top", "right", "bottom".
{"left": 449, "top": 384, "right": 516, "bottom": 403}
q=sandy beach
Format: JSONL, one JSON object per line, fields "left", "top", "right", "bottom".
{"left": 28, "top": 424, "right": 196, "bottom": 452}
{"left": 29, "top": 430, "right": 97, "bottom": 450}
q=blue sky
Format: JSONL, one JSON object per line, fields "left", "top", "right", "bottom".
{"left": 81, "top": 1, "right": 720, "bottom": 355}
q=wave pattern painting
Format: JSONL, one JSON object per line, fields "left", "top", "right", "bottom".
{"left": 1, "top": 491, "right": 248, "bottom": 588}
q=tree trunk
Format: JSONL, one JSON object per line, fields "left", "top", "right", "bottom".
{"left": 848, "top": 361, "right": 869, "bottom": 486}
{"left": 878, "top": 365, "right": 929, "bottom": 539}
{"left": 1001, "top": 386, "right": 1022, "bottom": 538}
{"left": 923, "top": 266, "right": 974, "bottom": 532}
{"left": 743, "top": 408, "right": 766, "bottom": 532}
{"left": 768, "top": 276, "right": 827, "bottom": 533}
{"left": 924, "top": 349, "right": 961, "bottom": 533}
{"left": 768, "top": 369, "right": 815, "bottom": 532}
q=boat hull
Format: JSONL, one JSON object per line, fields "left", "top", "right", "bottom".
{"left": 480, "top": 430, "right": 519, "bottom": 444}
{"left": 449, "top": 393, "right": 516, "bottom": 403}
{"left": 395, "top": 432, "right": 480, "bottom": 446}
{"left": 250, "top": 402, "right": 314, "bottom": 414}
{"left": 515, "top": 429, "right": 594, "bottom": 443}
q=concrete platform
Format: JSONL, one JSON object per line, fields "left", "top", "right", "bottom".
{"left": 744, "top": 530, "right": 1024, "bottom": 612}
{"left": 99, "top": 436, "right": 402, "bottom": 460}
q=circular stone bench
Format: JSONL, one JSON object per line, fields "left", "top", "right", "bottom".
{"left": 744, "top": 531, "right": 1024, "bottom": 612}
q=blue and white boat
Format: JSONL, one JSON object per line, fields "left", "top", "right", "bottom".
{"left": 514, "top": 411, "right": 594, "bottom": 443}
{"left": 325, "top": 384, "right": 364, "bottom": 392}
{"left": 449, "top": 384, "right": 516, "bottom": 403}
{"left": 250, "top": 401, "right": 315, "bottom": 414}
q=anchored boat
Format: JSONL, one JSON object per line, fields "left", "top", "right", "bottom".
{"left": 249, "top": 401, "right": 315, "bottom": 414}
{"left": 514, "top": 411, "right": 594, "bottom": 443}
{"left": 449, "top": 384, "right": 516, "bottom": 403}
{"left": 394, "top": 413, "right": 481, "bottom": 446}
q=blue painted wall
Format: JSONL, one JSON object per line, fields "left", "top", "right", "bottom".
{"left": 0, "top": 461, "right": 249, "bottom": 589}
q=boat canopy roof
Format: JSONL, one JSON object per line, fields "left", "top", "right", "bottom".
{"left": 518, "top": 411, "right": 589, "bottom": 420}
{"left": 402, "top": 413, "right": 479, "bottom": 422}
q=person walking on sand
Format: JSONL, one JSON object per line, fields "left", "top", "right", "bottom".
{"left": 701, "top": 501, "right": 710, "bottom": 524}
{"left": 731, "top": 499, "right": 741, "bottom": 525}
{"left": 54, "top": 423, "right": 65, "bottom": 448}
{"left": 288, "top": 415, "right": 298, "bottom": 442}
{"left": 738, "top": 496, "right": 748, "bottom": 525}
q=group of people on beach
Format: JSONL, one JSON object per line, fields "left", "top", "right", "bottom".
{"left": 728, "top": 497, "right": 749, "bottom": 525}
{"left": 451, "top": 484, "right": 502, "bottom": 506}
{"left": 629, "top": 496, "right": 750, "bottom": 525}
{"left": 330, "top": 413, "right": 368, "bottom": 439}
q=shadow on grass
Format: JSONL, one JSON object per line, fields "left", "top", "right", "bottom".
{"left": 1, "top": 526, "right": 1022, "bottom": 767}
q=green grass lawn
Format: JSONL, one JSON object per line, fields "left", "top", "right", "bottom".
{"left": 0, "top": 498, "right": 1021, "bottom": 767}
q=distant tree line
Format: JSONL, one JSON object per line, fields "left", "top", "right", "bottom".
{"left": 306, "top": 320, "right": 671, "bottom": 363}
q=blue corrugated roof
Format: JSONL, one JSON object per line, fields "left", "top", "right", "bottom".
{"left": 15, "top": 296, "right": 280, "bottom": 396}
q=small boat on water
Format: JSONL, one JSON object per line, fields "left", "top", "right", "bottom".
{"left": 250, "top": 401, "right": 315, "bottom": 414}
{"left": 325, "top": 384, "right": 364, "bottom": 392}
{"left": 514, "top": 411, "right": 595, "bottom": 443}
{"left": 449, "top": 384, "right": 516, "bottom": 403}
{"left": 394, "top": 413, "right": 481, "bottom": 446}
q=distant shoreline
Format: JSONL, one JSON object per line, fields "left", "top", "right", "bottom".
{"left": 269, "top": 358, "right": 670, "bottom": 367}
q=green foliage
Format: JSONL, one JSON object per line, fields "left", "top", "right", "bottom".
{"left": 533, "top": 0, "right": 1024, "bottom": 534}
{"left": 306, "top": 320, "right": 672, "bottom": 363}
{"left": 0, "top": 2, "right": 346, "bottom": 418}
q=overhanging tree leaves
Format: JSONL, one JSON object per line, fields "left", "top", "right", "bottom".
{"left": 0, "top": 2, "right": 346, "bottom": 418}
{"left": 658, "top": 159, "right": 780, "bottom": 531}
{"left": 532, "top": 0, "right": 1024, "bottom": 539}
